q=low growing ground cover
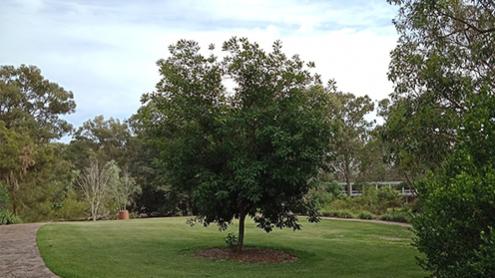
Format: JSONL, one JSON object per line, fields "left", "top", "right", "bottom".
{"left": 37, "top": 217, "right": 424, "bottom": 277}
{"left": 313, "top": 186, "right": 416, "bottom": 223}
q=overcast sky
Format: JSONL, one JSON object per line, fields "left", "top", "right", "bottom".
{"left": 0, "top": 0, "right": 398, "bottom": 130}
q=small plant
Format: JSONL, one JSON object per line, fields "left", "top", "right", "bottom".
{"left": 225, "top": 232, "right": 239, "bottom": 250}
{"left": 0, "top": 209, "right": 20, "bottom": 225}
{"left": 357, "top": 211, "right": 374, "bottom": 220}
{"left": 379, "top": 208, "right": 411, "bottom": 223}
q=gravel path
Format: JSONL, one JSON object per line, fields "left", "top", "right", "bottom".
{"left": 320, "top": 217, "right": 412, "bottom": 228}
{"left": 0, "top": 223, "right": 58, "bottom": 278}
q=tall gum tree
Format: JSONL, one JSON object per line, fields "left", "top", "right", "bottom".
{"left": 326, "top": 89, "right": 374, "bottom": 195}
{"left": 0, "top": 65, "right": 75, "bottom": 215}
{"left": 386, "top": 1, "right": 495, "bottom": 276}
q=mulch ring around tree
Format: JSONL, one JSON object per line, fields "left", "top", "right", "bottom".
{"left": 195, "top": 247, "right": 297, "bottom": 263}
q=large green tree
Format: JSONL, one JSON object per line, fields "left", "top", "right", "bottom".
{"left": 135, "top": 38, "right": 333, "bottom": 250}
{"left": 326, "top": 90, "right": 374, "bottom": 195}
{"left": 0, "top": 65, "right": 75, "bottom": 216}
{"left": 385, "top": 0, "right": 495, "bottom": 180}
{"left": 0, "top": 65, "right": 75, "bottom": 143}
{"left": 127, "top": 118, "right": 190, "bottom": 216}
{"left": 69, "top": 115, "right": 132, "bottom": 169}
{"left": 387, "top": 1, "right": 495, "bottom": 276}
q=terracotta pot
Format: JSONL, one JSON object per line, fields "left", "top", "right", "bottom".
{"left": 118, "top": 210, "right": 129, "bottom": 220}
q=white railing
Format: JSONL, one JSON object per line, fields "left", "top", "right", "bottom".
{"left": 337, "top": 181, "right": 416, "bottom": 197}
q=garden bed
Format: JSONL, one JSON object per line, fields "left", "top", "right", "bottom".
{"left": 196, "top": 247, "right": 297, "bottom": 263}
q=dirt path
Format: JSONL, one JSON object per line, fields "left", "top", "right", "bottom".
{"left": 0, "top": 223, "right": 58, "bottom": 278}
{"left": 320, "top": 217, "right": 412, "bottom": 228}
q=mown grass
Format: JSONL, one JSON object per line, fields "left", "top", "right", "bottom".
{"left": 37, "top": 217, "right": 425, "bottom": 278}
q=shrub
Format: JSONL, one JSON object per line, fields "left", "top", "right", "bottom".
{"left": 53, "top": 195, "right": 88, "bottom": 221}
{"left": 379, "top": 208, "right": 411, "bottom": 223}
{"left": 322, "top": 187, "right": 405, "bottom": 216}
{"left": 306, "top": 181, "right": 343, "bottom": 209}
{"left": 357, "top": 211, "right": 374, "bottom": 220}
{"left": 0, "top": 183, "right": 9, "bottom": 210}
{"left": 413, "top": 159, "right": 495, "bottom": 277}
{"left": 0, "top": 209, "right": 20, "bottom": 225}
{"left": 225, "top": 232, "right": 239, "bottom": 250}
{"left": 471, "top": 228, "right": 495, "bottom": 276}
{"left": 359, "top": 187, "right": 403, "bottom": 214}
{"left": 321, "top": 209, "right": 354, "bottom": 219}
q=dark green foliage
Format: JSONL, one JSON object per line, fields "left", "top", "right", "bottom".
{"left": 70, "top": 116, "right": 132, "bottom": 169}
{"left": 412, "top": 90, "right": 495, "bottom": 277}
{"left": 225, "top": 232, "right": 239, "bottom": 250}
{"left": 413, "top": 92, "right": 495, "bottom": 276}
{"left": 0, "top": 209, "right": 20, "bottom": 224}
{"left": 472, "top": 229, "right": 495, "bottom": 276}
{"left": 324, "top": 187, "right": 404, "bottom": 215}
{"left": 134, "top": 38, "right": 333, "bottom": 249}
{"left": 0, "top": 183, "right": 9, "bottom": 209}
{"left": 361, "top": 187, "right": 403, "bottom": 214}
{"left": 357, "top": 211, "right": 373, "bottom": 220}
{"left": 306, "top": 179, "right": 342, "bottom": 210}
{"left": 414, "top": 155, "right": 495, "bottom": 277}
{"left": 387, "top": 1, "right": 495, "bottom": 276}
{"left": 379, "top": 208, "right": 411, "bottom": 223}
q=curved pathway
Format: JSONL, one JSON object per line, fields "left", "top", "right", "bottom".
{"left": 0, "top": 223, "right": 58, "bottom": 278}
{"left": 320, "top": 217, "right": 412, "bottom": 228}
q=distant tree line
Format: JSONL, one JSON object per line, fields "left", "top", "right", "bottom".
{"left": 0, "top": 58, "right": 399, "bottom": 224}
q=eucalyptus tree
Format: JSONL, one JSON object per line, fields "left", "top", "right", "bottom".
{"left": 70, "top": 115, "right": 132, "bottom": 170}
{"left": 0, "top": 65, "right": 75, "bottom": 215}
{"left": 327, "top": 89, "right": 374, "bottom": 195}
{"left": 387, "top": 1, "right": 495, "bottom": 276}
{"left": 385, "top": 0, "right": 495, "bottom": 180}
{"left": 0, "top": 65, "right": 75, "bottom": 143}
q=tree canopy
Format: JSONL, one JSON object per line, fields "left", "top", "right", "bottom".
{"left": 386, "top": 0, "right": 495, "bottom": 276}
{"left": 134, "top": 38, "right": 333, "bottom": 249}
{"left": 0, "top": 65, "right": 75, "bottom": 142}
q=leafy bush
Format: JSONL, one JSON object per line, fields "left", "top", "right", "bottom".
{"left": 306, "top": 181, "right": 342, "bottom": 209}
{"left": 379, "top": 208, "right": 411, "bottom": 223}
{"left": 0, "top": 183, "right": 9, "bottom": 210}
{"left": 53, "top": 193, "right": 87, "bottom": 220}
{"left": 0, "top": 209, "right": 20, "bottom": 225}
{"left": 225, "top": 232, "right": 239, "bottom": 250}
{"left": 357, "top": 211, "right": 374, "bottom": 220}
{"left": 358, "top": 187, "right": 403, "bottom": 214}
{"left": 471, "top": 228, "right": 495, "bottom": 276}
{"left": 413, "top": 151, "right": 495, "bottom": 277}
{"left": 322, "top": 187, "right": 406, "bottom": 217}
{"left": 321, "top": 209, "right": 354, "bottom": 219}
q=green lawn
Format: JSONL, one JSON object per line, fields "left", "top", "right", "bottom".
{"left": 37, "top": 217, "right": 425, "bottom": 278}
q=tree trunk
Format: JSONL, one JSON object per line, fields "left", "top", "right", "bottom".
{"left": 237, "top": 212, "right": 246, "bottom": 252}
{"left": 344, "top": 158, "right": 352, "bottom": 196}
{"left": 8, "top": 174, "right": 18, "bottom": 215}
{"left": 12, "top": 189, "right": 17, "bottom": 215}
{"left": 187, "top": 190, "right": 194, "bottom": 215}
{"left": 91, "top": 204, "right": 97, "bottom": 221}
{"left": 345, "top": 174, "right": 352, "bottom": 196}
